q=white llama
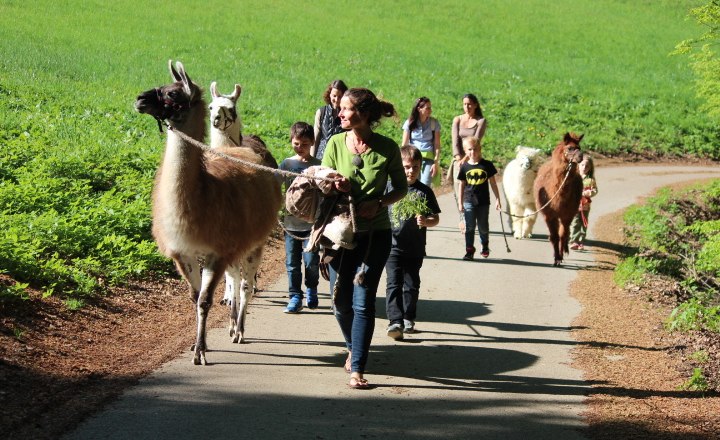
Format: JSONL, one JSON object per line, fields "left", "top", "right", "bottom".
{"left": 502, "top": 146, "right": 543, "bottom": 239}
{"left": 135, "top": 60, "right": 282, "bottom": 365}
{"left": 208, "top": 81, "right": 273, "bottom": 330}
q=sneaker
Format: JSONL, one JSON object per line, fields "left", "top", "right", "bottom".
{"left": 570, "top": 243, "right": 580, "bottom": 250}
{"left": 306, "top": 288, "right": 318, "bottom": 309}
{"left": 481, "top": 247, "right": 490, "bottom": 258}
{"left": 386, "top": 323, "right": 404, "bottom": 340}
{"left": 463, "top": 246, "right": 475, "bottom": 261}
{"left": 577, "top": 243, "right": 585, "bottom": 251}
{"left": 403, "top": 319, "right": 415, "bottom": 334}
{"left": 284, "top": 295, "right": 303, "bottom": 314}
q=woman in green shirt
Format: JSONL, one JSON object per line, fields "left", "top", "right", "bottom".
{"left": 322, "top": 88, "right": 407, "bottom": 389}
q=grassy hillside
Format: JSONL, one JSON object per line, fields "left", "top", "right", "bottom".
{"left": 0, "top": 0, "right": 715, "bottom": 298}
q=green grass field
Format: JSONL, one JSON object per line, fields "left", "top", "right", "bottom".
{"left": 0, "top": 0, "right": 715, "bottom": 298}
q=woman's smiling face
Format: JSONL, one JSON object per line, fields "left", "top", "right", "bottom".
{"left": 339, "top": 95, "right": 367, "bottom": 129}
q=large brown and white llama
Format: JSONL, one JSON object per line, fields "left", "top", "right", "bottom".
{"left": 134, "top": 60, "right": 281, "bottom": 364}
{"left": 502, "top": 146, "right": 543, "bottom": 239}
{"left": 533, "top": 132, "right": 584, "bottom": 266}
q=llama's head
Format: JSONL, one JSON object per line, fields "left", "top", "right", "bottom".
{"left": 135, "top": 60, "right": 204, "bottom": 128}
{"left": 554, "top": 132, "right": 583, "bottom": 165}
{"left": 514, "top": 146, "right": 542, "bottom": 171}
{"left": 209, "top": 82, "right": 242, "bottom": 132}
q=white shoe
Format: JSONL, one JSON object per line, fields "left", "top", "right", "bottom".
{"left": 403, "top": 319, "right": 415, "bottom": 333}
{"left": 386, "top": 323, "right": 403, "bottom": 340}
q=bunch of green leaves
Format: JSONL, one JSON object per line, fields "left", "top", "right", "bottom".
{"left": 390, "top": 191, "right": 431, "bottom": 229}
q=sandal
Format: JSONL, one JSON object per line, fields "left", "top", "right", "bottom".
{"left": 348, "top": 376, "right": 370, "bottom": 389}
{"left": 344, "top": 351, "right": 351, "bottom": 373}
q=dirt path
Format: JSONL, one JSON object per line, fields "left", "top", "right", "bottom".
{"left": 54, "top": 164, "right": 718, "bottom": 440}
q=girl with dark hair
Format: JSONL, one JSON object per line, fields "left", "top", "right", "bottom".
{"left": 312, "top": 79, "right": 349, "bottom": 159}
{"left": 401, "top": 97, "right": 441, "bottom": 187}
{"left": 321, "top": 87, "right": 408, "bottom": 389}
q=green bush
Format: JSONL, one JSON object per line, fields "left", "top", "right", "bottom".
{"left": 620, "top": 181, "right": 720, "bottom": 334}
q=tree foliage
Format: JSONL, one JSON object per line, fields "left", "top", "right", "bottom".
{"left": 674, "top": 0, "right": 720, "bottom": 119}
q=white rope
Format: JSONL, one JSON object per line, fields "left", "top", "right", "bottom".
{"left": 166, "top": 124, "right": 338, "bottom": 183}
{"left": 507, "top": 164, "right": 575, "bottom": 220}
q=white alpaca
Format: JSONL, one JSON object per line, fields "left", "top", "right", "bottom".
{"left": 502, "top": 146, "right": 543, "bottom": 239}
{"left": 135, "top": 61, "right": 282, "bottom": 364}
{"left": 208, "top": 81, "right": 273, "bottom": 328}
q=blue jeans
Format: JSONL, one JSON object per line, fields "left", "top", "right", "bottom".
{"left": 285, "top": 231, "right": 319, "bottom": 297}
{"left": 463, "top": 203, "right": 490, "bottom": 250}
{"left": 385, "top": 250, "right": 423, "bottom": 325}
{"left": 328, "top": 229, "right": 392, "bottom": 374}
{"left": 419, "top": 159, "right": 433, "bottom": 187}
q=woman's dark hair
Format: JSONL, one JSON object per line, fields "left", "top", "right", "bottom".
{"left": 322, "top": 79, "right": 348, "bottom": 104}
{"left": 343, "top": 88, "right": 396, "bottom": 128}
{"left": 407, "top": 96, "right": 430, "bottom": 131}
{"left": 464, "top": 93, "right": 484, "bottom": 119}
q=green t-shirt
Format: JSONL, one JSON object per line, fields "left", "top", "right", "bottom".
{"left": 322, "top": 132, "right": 407, "bottom": 231}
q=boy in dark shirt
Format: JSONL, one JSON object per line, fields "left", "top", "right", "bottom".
{"left": 385, "top": 146, "right": 441, "bottom": 340}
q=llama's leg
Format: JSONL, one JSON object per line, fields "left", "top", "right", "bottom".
{"left": 232, "top": 246, "right": 263, "bottom": 344}
{"left": 510, "top": 202, "right": 523, "bottom": 239}
{"left": 220, "top": 273, "right": 234, "bottom": 306}
{"left": 193, "top": 256, "right": 226, "bottom": 365}
{"left": 544, "top": 215, "right": 562, "bottom": 266}
{"left": 559, "top": 218, "right": 572, "bottom": 257}
{"left": 525, "top": 210, "right": 537, "bottom": 238}
{"left": 174, "top": 255, "right": 202, "bottom": 302}
{"left": 224, "top": 265, "right": 241, "bottom": 336}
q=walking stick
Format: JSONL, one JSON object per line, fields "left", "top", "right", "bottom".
{"left": 499, "top": 211, "right": 512, "bottom": 253}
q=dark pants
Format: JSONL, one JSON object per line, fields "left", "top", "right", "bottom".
{"left": 329, "top": 229, "right": 392, "bottom": 374}
{"left": 385, "top": 250, "right": 424, "bottom": 325}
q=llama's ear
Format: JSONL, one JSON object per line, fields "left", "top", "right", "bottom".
{"left": 231, "top": 84, "right": 242, "bottom": 101}
{"left": 174, "top": 61, "right": 193, "bottom": 96}
{"left": 169, "top": 59, "right": 181, "bottom": 82}
{"left": 210, "top": 81, "right": 219, "bottom": 98}
{"left": 563, "top": 132, "right": 572, "bottom": 144}
{"left": 578, "top": 133, "right": 584, "bottom": 142}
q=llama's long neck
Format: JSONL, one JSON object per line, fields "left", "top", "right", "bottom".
{"left": 160, "top": 102, "right": 208, "bottom": 198}
{"left": 210, "top": 120, "right": 241, "bottom": 148}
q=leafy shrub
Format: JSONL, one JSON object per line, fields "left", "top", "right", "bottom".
{"left": 666, "top": 298, "right": 720, "bottom": 332}
{"left": 679, "top": 367, "right": 709, "bottom": 392}
{"left": 619, "top": 181, "right": 720, "bottom": 335}
{"left": 613, "top": 256, "right": 657, "bottom": 288}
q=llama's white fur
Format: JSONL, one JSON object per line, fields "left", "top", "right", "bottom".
{"left": 209, "top": 81, "right": 242, "bottom": 147}
{"left": 502, "top": 146, "right": 543, "bottom": 239}
{"left": 208, "top": 81, "right": 265, "bottom": 334}
{"left": 135, "top": 61, "right": 281, "bottom": 365}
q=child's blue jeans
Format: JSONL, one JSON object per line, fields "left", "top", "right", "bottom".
{"left": 463, "top": 203, "right": 490, "bottom": 250}
{"left": 284, "top": 231, "right": 319, "bottom": 297}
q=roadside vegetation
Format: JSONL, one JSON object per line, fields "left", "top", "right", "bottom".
{"left": 0, "top": 0, "right": 717, "bottom": 301}
{"left": 615, "top": 180, "right": 720, "bottom": 392}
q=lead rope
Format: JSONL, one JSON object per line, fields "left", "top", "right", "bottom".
{"left": 164, "top": 122, "right": 338, "bottom": 184}
{"left": 507, "top": 163, "right": 575, "bottom": 220}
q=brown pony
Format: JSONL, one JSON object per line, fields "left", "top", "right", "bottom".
{"left": 533, "top": 132, "right": 584, "bottom": 266}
